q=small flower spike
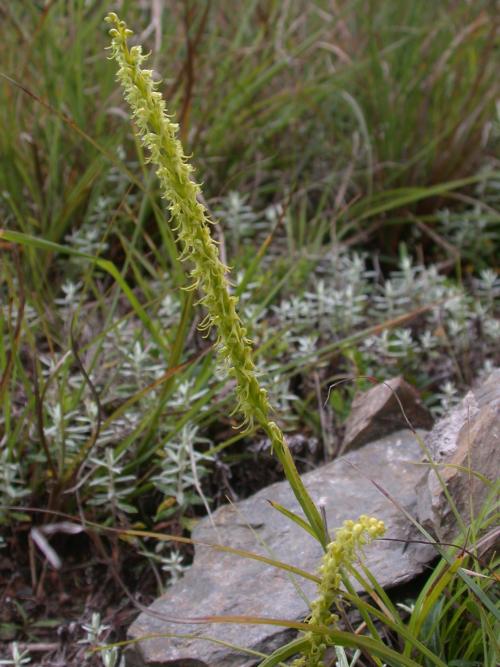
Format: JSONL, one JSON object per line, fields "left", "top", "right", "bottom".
{"left": 292, "top": 515, "right": 385, "bottom": 666}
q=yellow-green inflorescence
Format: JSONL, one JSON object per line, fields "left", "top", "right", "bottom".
{"left": 105, "top": 13, "right": 326, "bottom": 543}
{"left": 105, "top": 12, "right": 269, "bottom": 430}
{"left": 293, "top": 515, "right": 386, "bottom": 667}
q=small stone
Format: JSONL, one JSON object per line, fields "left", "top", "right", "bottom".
{"left": 341, "top": 377, "right": 434, "bottom": 452}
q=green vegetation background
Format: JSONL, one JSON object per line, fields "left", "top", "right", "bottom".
{"left": 0, "top": 2, "right": 498, "bottom": 665}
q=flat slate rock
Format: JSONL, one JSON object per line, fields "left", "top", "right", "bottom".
{"left": 127, "top": 430, "right": 434, "bottom": 667}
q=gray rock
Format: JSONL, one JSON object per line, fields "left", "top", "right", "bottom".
{"left": 341, "top": 377, "right": 434, "bottom": 453}
{"left": 417, "top": 369, "right": 500, "bottom": 543}
{"left": 127, "top": 430, "right": 434, "bottom": 667}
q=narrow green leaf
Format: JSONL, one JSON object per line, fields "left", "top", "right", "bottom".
{"left": 268, "top": 500, "right": 318, "bottom": 541}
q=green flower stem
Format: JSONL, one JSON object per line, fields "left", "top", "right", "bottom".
{"left": 105, "top": 13, "right": 327, "bottom": 548}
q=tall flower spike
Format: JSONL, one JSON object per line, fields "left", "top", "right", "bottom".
{"left": 105, "top": 12, "right": 269, "bottom": 429}
{"left": 105, "top": 13, "right": 327, "bottom": 546}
